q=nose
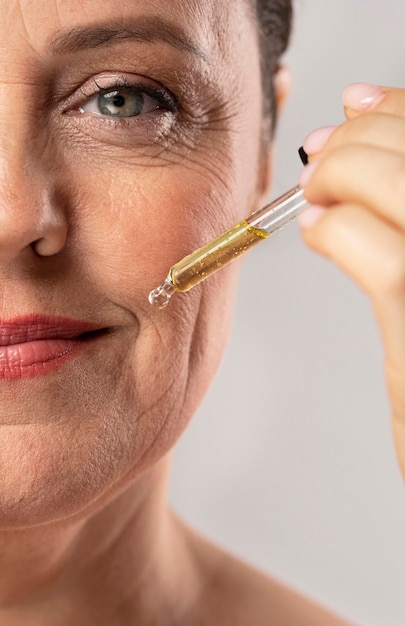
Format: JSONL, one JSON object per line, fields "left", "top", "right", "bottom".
{"left": 0, "top": 158, "right": 68, "bottom": 265}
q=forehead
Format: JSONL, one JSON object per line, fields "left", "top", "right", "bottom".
{"left": 0, "top": 0, "right": 252, "bottom": 60}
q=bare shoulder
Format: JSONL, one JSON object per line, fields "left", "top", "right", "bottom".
{"left": 177, "top": 518, "right": 356, "bottom": 626}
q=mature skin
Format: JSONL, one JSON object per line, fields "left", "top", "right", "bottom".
{"left": 0, "top": 0, "right": 404, "bottom": 624}
{"left": 0, "top": 1, "right": 321, "bottom": 624}
{"left": 0, "top": 0, "right": 260, "bottom": 523}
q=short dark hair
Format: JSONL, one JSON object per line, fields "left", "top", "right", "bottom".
{"left": 252, "top": 0, "right": 293, "bottom": 132}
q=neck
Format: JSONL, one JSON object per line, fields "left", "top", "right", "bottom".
{"left": 0, "top": 455, "right": 200, "bottom": 625}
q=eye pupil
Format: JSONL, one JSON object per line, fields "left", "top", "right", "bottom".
{"left": 112, "top": 94, "right": 125, "bottom": 108}
{"left": 97, "top": 88, "right": 145, "bottom": 118}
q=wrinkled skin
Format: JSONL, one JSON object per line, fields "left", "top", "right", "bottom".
{"left": 0, "top": 1, "right": 281, "bottom": 624}
{"left": 0, "top": 0, "right": 266, "bottom": 528}
{"left": 0, "top": 0, "right": 404, "bottom": 624}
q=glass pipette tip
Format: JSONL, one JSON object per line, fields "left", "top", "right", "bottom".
{"left": 149, "top": 184, "right": 308, "bottom": 309}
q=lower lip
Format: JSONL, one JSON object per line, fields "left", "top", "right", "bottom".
{"left": 0, "top": 338, "right": 89, "bottom": 380}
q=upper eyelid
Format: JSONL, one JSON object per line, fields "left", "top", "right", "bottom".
{"left": 80, "top": 75, "right": 131, "bottom": 98}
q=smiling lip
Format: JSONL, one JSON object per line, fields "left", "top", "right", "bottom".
{"left": 0, "top": 316, "right": 104, "bottom": 380}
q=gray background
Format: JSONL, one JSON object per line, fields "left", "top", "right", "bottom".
{"left": 170, "top": 2, "right": 405, "bottom": 625}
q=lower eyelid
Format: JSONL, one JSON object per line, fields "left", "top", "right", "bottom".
{"left": 63, "top": 105, "right": 178, "bottom": 141}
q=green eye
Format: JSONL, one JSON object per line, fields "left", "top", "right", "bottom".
{"left": 97, "top": 88, "right": 146, "bottom": 118}
{"left": 79, "top": 83, "right": 175, "bottom": 119}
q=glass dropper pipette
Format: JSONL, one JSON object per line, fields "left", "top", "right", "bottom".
{"left": 149, "top": 184, "right": 309, "bottom": 309}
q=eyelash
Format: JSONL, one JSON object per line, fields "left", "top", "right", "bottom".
{"left": 67, "top": 76, "right": 179, "bottom": 127}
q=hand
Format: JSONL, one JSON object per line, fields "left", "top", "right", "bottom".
{"left": 298, "top": 83, "right": 405, "bottom": 479}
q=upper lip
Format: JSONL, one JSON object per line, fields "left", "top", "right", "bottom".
{"left": 0, "top": 315, "right": 103, "bottom": 346}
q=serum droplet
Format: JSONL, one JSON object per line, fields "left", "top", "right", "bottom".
{"left": 148, "top": 280, "right": 175, "bottom": 309}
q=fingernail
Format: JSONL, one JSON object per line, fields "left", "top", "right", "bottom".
{"left": 298, "top": 146, "right": 308, "bottom": 165}
{"left": 299, "top": 161, "right": 319, "bottom": 187}
{"left": 342, "top": 82, "right": 384, "bottom": 111}
{"left": 303, "top": 126, "right": 337, "bottom": 155}
{"left": 297, "top": 205, "right": 326, "bottom": 229}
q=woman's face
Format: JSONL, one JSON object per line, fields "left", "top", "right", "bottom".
{"left": 0, "top": 0, "right": 267, "bottom": 526}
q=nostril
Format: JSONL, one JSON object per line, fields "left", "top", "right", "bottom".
{"left": 0, "top": 206, "right": 69, "bottom": 261}
{"left": 32, "top": 224, "right": 68, "bottom": 257}
{"left": 0, "top": 178, "right": 69, "bottom": 262}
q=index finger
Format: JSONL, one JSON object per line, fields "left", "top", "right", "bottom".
{"left": 343, "top": 83, "right": 405, "bottom": 120}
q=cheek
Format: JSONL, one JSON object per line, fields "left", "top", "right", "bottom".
{"left": 20, "top": 118, "right": 261, "bottom": 520}
{"left": 69, "top": 161, "right": 253, "bottom": 305}
{"left": 68, "top": 160, "right": 243, "bottom": 427}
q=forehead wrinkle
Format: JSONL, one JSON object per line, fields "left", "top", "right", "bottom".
{"left": 47, "top": 15, "right": 209, "bottom": 63}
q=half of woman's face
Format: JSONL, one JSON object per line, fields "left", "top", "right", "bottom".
{"left": 0, "top": 0, "right": 267, "bottom": 527}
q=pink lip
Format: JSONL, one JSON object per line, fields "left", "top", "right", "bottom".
{"left": 0, "top": 316, "right": 104, "bottom": 380}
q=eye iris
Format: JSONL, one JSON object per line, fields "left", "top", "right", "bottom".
{"left": 97, "top": 88, "right": 146, "bottom": 117}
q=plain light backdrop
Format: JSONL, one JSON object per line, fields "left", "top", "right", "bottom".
{"left": 170, "top": 2, "right": 405, "bottom": 625}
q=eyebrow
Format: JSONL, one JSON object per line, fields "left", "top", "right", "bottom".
{"left": 49, "top": 15, "right": 208, "bottom": 62}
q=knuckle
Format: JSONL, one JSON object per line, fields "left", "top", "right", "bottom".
{"left": 326, "top": 113, "right": 382, "bottom": 147}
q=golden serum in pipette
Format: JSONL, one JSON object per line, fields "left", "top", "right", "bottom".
{"left": 149, "top": 185, "right": 309, "bottom": 309}
{"left": 170, "top": 221, "right": 268, "bottom": 288}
